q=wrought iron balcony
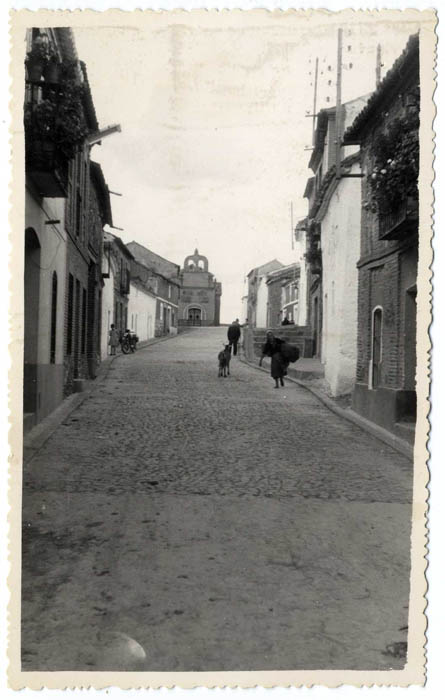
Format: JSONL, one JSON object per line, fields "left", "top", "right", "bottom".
{"left": 378, "top": 196, "right": 418, "bottom": 240}
{"left": 24, "top": 58, "right": 88, "bottom": 198}
{"left": 25, "top": 133, "right": 68, "bottom": 198}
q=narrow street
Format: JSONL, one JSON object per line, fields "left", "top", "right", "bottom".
{"left": 22, "top": 328, "right": 413, "bottom": 672}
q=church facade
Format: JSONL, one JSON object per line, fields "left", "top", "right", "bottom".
{"left": 178, "top": 249, "right": 222, "bottom": 327}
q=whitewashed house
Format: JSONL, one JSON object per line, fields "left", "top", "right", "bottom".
{"left": 128, "top": 280, "right": 157, "bottom": 343}
{"left": 246, "top": 259, "right": 284, "bottom": 328}
{"left": 304, "top": 95, "right": 369, "bottom": 396}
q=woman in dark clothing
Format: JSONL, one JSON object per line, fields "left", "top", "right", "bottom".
{"left": 259, "top": 330, "right": 289, "bottom": 388}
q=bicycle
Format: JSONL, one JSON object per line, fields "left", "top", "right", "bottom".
{"left": 121, "top": 331, "right": 138, "bottom": 354}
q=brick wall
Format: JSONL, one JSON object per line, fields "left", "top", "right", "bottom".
{"left": 355, "top": 85, "right": 418, "bottom": 393}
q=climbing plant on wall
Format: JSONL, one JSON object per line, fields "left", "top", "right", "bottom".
{"left": 368, "top": 93, "right": 420, "bottom": 214}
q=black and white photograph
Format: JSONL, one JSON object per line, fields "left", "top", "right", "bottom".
{"left": 7, "top": 7, "right": 436, "bottom": 688}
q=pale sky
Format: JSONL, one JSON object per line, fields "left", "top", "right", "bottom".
{"left": 74, "top": 13, "right": 419, "bottom": 322}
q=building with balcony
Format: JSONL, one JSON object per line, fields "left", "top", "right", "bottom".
{"left": 127, "top": 242, "right": 180, "bottom": 336}
{"left": 23, "top": 28, "right": 110, "bottom": 430}
{"left": 303, "top": 93, "right": 369, "bottom": 397}
{"left": 343, "top": 34, "right": 419, "bottom": 435}
{"left": 178, "top": 249, "right": 222, "bottom": 327}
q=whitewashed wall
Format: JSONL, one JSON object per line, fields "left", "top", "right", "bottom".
{"left": 101, "top": 266, "right": 115, "bottom": 360}
{"left": 26, "top": 194, "right": 67, "bottom": 368}
{"left": 256, "top": 276, "right": 269, "bottom": 328}
{"left": 320, "top": 160, "right": 361, "bottom": 397}
{"left": 128, "top": 282, "right": 157, "bottom": 343}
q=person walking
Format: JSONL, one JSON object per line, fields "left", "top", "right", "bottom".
{"left": 109, "top": 324, "right": 119, "bottom": 356}
{"left": 259, "top": 330, "right": 289, "bottom": 389}
{"left": 227, "top": 319, "right": 241, "bottom": 356}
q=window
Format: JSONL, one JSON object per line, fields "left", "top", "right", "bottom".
{"left": 82, "top": 158, "right": 89, "bottom": 243}
{"left": 168, "top": 284, "right": 172, "bottom": 299}
{"left": 50, "top": 272, "right": 57, "bottom": 363}
{"left": 66, "top": 274, "right": 74, "bottom": 355}
{"left": 65, "top": 149, "right": 89, "bottom": 241}
{"left": 370, "top": 307, "right": 383, "bottom": 389}
{"left": 73, "top": 279, "right": 81, "bottom": 377}
{"left": 285, "top": 285, "right": 291, "bottom": 304}
{"left": 81, "top": 288, "right": 87, "bottom": 354}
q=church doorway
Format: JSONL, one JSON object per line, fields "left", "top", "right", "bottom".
{"left": 188, "top": 307, "right": 202, "bottom": 326}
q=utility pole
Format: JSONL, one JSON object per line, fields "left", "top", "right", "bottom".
{"left": 312, "top": 57, "right": 319, "bottom": 145}
{"left": 376, "top": 43, "right": 382, "bottom": 87}
{"left": 335, "top": 28, "right": 343, "bottom": 180}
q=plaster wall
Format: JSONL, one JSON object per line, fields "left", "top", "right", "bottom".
{"left": 101, "top": 267, "right": 115, "bottom": 360}
{"left": 320, "top": 162, "right": 361, "bottom": 397}
{"left": 256, "top": 277, "right": 269, "bottom": 328}
{"left": 25, "top": 190, "right": 67, "bottom": 422}
{"left": 128, "top": 282, "right": 157, "bottom": 342}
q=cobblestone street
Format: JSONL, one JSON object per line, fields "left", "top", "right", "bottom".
{"left": 22, "top": 328, "right": 413, "bottom": 672}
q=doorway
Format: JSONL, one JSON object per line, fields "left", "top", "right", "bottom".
{"left": 312, "top": 297, "right": 319, "bottom": 357}
{"left": 188, "top": 307, "right": 202, "bottom": 326}
{"left": 24, "top": 228, "right": 41, "bottom": 413}
{"left": 371, "top": 307, "right": 383, "bottom": 389}
{"left": 404, "top": 286, "right": 417, "bottom": 391}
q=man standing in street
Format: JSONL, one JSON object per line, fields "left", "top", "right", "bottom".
{"left": 227, "top": 319, "right": 241, "bottom": 356}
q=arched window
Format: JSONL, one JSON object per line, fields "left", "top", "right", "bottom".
{"left": 370, "top": 307, "right": 383, "bottom": 389}
{"left": 50, "top": 271, "right": 57, "bottom": 364}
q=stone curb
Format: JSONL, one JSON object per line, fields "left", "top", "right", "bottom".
{"left": 23, "top": 333, "right": 180, "bottom": 465}
{"left": 239, "top": 353, "right": 413, "bottom": 460}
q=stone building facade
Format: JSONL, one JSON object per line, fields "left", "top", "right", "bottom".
{"left": 178, "top": 249, "right": 222, "bottom": 326}
{"left": 343, "top": 34, "right": 419, "bottom": 434}
{"left": 127, "top": 242, "right": 180, "bottom": 336}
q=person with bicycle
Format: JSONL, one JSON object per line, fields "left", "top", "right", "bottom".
{"left": 121, "top": 329, "right": 137, "bottom": 354}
